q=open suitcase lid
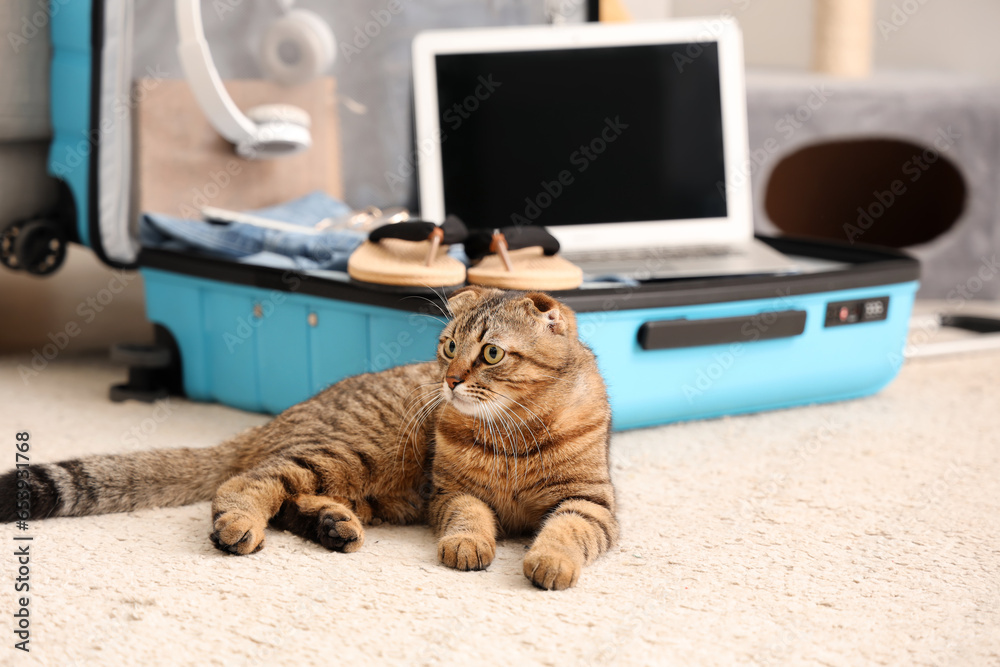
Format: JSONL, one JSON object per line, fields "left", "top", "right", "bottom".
{"left": 138, "top": 235, "right": 921, "bottom": 313}
{"left": 48, "top": 0, "right": 589, "bottom": 268}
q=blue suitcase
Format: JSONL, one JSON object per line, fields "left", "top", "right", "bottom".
{"left": 135, "top": 239, "right": 918, "bottom": 430}
{"left": 19, "top": 0, "right": 919, "bottom": 430}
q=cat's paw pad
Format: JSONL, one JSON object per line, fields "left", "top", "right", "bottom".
{"left": 318, "top": 507, "right": 364, "bottom": 553}
{"left": 523, "top": 546, "right": 582, "bottom": 590}
{"left": 211, "top": 511, "right": 266, "bottom": 555}
{"left": 438, "top": 533, "right": 495, "bottom": 571}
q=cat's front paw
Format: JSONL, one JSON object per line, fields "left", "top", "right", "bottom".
{"left": 523, "top": 545, "right": 583, "bottom": 590}
{"left": 211, "top": 511, "right": 266, "bottom": 555}
{"left": 438, "top": 533, "right": 495, "bottom": 571}
{"left": 318, "top": 506, "right": 365, "bottom": 553}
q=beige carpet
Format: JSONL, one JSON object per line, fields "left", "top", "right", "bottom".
{"left": 1, "top": 311, "right": 999, "bottom": 665}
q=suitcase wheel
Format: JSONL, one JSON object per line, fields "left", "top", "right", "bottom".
{"left": 109, "top": 383, "right": 169, "bottom": 403}
{"left": 0, "top": 221, "right": 25, "bottom": 270}
{"left": 109, "top": 343, "right": 175, "bottom": 404}
{"left": 1, "top": 218, "right": 68, "bottom": 275}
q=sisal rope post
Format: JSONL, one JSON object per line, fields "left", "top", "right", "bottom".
{"left": 812, "top": 0, "right": 875, "bottom": 78}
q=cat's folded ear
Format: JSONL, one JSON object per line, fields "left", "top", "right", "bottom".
{"left": 519, "top": 292, "right": 577, "bottom": 337}
{"left": 447, "top": 285, "right": 501, "bottom": 317}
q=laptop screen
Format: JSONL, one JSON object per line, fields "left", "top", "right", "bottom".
{"left": 433, "top": 42, "right": 727, "bottom": 230}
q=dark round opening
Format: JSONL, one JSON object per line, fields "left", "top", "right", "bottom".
{"left": 764, "top": 139, "right": 967, "bottom": 247}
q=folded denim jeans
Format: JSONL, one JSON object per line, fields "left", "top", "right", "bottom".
{"left": 140, "top": 192, "right": 367, "bottom": 271}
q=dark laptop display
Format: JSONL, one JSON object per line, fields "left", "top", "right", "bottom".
{"left": 433, "top": 42, "right": 727, "bottom": 230}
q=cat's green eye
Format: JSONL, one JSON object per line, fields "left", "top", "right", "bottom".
{"left": 442, "top": 338, "right": 457, "bottom": 359}
{"left": 482, "top": 344, "right": 505, "bottom": 364}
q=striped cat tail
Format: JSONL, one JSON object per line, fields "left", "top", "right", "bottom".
{"left": 0, "top": 427, "right": 262, "bottom": 521}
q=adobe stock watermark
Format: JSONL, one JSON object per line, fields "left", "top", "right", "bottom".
{"left": 545, "top": 0, "right": 586, "bottom": 23}
{"left": 384, "top": 74, "right": 502, "bottom": 190}
{"left": 736, "top": 415, "right": 845, "bottom": 525}
{"left": 222, "top": 272, "right": 305, "bottom": 353}
{"left": 50, "top": 68, "right": 168, "bottom": 178}
{"left": 945, "top": 255, "right": 999, "bottom": 307}
{"left": 681, "top": 288, "right": 796, "bottom": 402}
{"left": 220, "top": 272, "right": 445, "bottom": 370}
{"left": 877, "top": 0, "right": 935, "bottom": 41}
{"left": 718, "top": 84, "right": 834, "bottom": 200}
{"left": 843, "top": 126, "right": 960, "bottom": 244}
{"left": 339, "top": 0, "right": 411, "bottom": 64}
{"left": 7, "top": 0, "right": 72, "bottom": 53}
{"left": 441, "top": 75, "right": 502, "bottom": 132}
{"left": 177, "top": 160, "right": 244, "bottom": 219}
{"left": 589, "top": 583, "right": 677, "bottom": 664}
{"left": 509, "top": 116, "right": 629, "bottom": 226}
{"left": 671, "top": 10, "right": 749, "bottom": 72}
{"left": 753, "top": 627, "right": 807, "bottom": 666}
{"left": 120, "top": 399, "right": 176, "bottom": 449}
{"left": 575, "top": 249, "right": 691, "bottom": 342}
{"left": 18, "top": 269, "right": 139, "bottom": 384}
{"left": 369, "top": 306, "right": 447, "bottom": 373}
{"left": 888, "top": 253, "right": 998, "bottom": 367}
{"left": 859, "top": 457, "right": 971, "bottom": 574}
{"left": 669, "top": 1, "right": 755, "bottom": 72}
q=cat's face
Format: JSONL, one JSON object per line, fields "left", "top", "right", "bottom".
{"left": 436, "top": 286, "right": 580, "bottom": 418}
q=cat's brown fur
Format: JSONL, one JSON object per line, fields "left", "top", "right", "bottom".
{"left": 1, "top": 286, "right": 617, "bottom": 589}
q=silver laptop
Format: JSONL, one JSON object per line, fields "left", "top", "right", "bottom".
{"left": 412, "top": 18, "right": 798, "bottom": 280}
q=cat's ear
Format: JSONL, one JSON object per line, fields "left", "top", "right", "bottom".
{"left": 447, "top": 285, "right": 499, "bottom": 316}
{"left": 520, "top": 292, "right": 577, "bottom": 337}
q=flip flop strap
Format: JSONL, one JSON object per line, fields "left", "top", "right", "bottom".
{"left": 465, "top": 226, "right": 560, "bottom": 262}
{"left": 368, "top": 215, "right": 468, "bottom": 245}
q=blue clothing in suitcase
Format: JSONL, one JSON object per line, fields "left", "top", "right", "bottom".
{"left": 141, "top": 192, "right": 364, "bottom": 270}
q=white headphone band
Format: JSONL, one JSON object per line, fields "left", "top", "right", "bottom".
{"left": 175, "top": 0, "right": 332, "bottom": 159}
{"left": 175, "top": 0, "right": 258, "bottom": 146}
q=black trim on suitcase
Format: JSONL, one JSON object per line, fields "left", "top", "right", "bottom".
{"left": 138, "top": 236, "right": 920, "bottom": 314}
{"left": 86, "top": 0, "right": 136, "bottom": 271}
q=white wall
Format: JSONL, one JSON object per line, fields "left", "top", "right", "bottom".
{"left": 620, "top": 0, "right": 672, "bottom": 21}
{"left": 625, "top": 0, "right": 1000, "bottom": 81}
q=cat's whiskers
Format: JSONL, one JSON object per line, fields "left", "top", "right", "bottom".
{"left": 395, "top": 386, "right": 444, "bottom": 475}
{"left": 495, "top": 400, "right": 548, "bottom": 485}
{"left": 492, "top": 400, "right": 533, "bottom": 487}
{"left": 479, "top": 399, "right": 512, "bottom": 497}
{"left": 397, "top": 383, "right": 444, "bottom": 444}
{"left": 414, "top": 395, "right": 445, "bottom": 465}
{"left": 400, "top": 294, "right": 449, "bottom": 326}
{"left": 482, "top": 387, "right": 553, "bottom": 442}
{"left": 397, "top": 384, "right": 440, "bottom": 428}
{"left": 472, "top": 402, "right": 500, "bottom": 492}
{"left": 486, "top": 389, "right": 553, "bottom": 484}
{"left": 486, "top": 400, "right": 519, "bottom": 490}
{"left": 396, "top": 389, "right": 438, "bottom": 442}
{"left": 427, "top": 285, "right": 455, "bottom": 319}
{"left": 508, "top": 390, "right": 558, "bottom": 420}
{"left": 400, "top": 381, "right": 443, "bottom": 410}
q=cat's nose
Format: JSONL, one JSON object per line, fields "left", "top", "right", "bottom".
{"left": 445, "top": 376, "right": 463, "bottom": 390}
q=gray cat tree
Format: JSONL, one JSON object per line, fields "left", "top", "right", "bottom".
{"left": 746, "top": 0, "right": 1000, "bottom": 300}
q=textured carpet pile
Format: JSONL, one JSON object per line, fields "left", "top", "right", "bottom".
{"left": 1, "top": 338, "right": 998, "bottom": 665}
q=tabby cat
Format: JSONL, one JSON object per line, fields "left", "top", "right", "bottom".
{"left": 1, "top": 286, "right": 617, "bottom": 590}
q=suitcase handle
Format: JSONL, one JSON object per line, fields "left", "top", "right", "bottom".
{"left": 637, "top": 310, "right": 807, "bottom": 350}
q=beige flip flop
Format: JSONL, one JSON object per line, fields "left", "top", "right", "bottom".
{"left": 465, "top": 227, "right": 583, "bottom": 291}
{"left": 347, "top": 216, "right": 468, "bottom": 289}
